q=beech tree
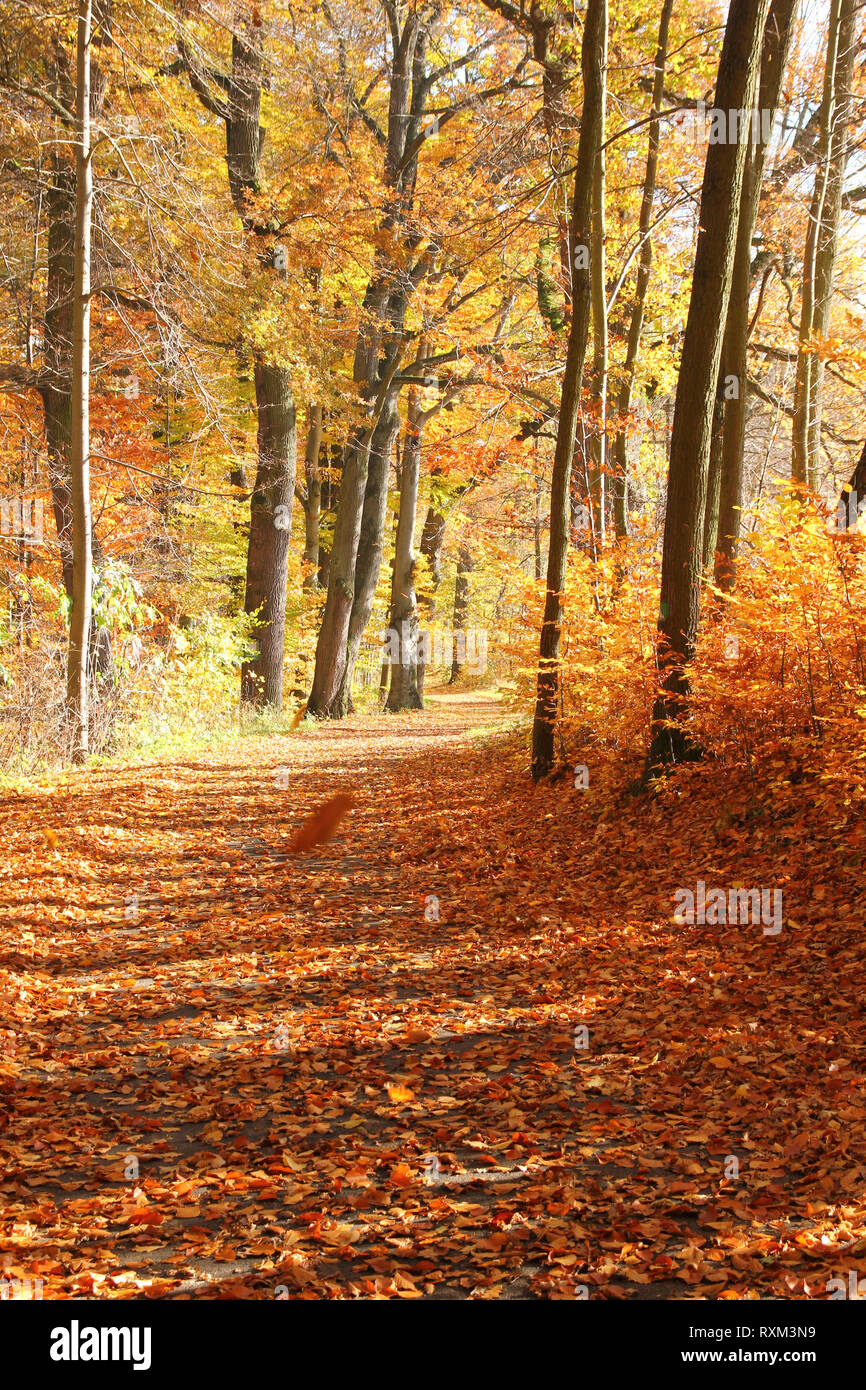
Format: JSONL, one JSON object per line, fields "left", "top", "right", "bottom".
{"left": 531, "top": 0, "right": 605, "bottom": 781}
{"left": 791, "top": 0, "right": 857, "bottom": 490}
{"left": 713, "top": 0, "right": 797, "bottom": 590}
{"left": 66, "top": 0, "right": 94, "bottom": 761}
{"left": 646, "top": 0, "right": 771, "bottom": 777}
{"left": 179, "top": 10, "right": 296, "bottom": 709}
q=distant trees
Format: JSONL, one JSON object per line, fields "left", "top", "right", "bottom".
{"left": 0, "top": 0, "right": 863, "bottom": 776}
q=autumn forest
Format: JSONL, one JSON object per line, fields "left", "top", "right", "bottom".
{"left": 1, "top": 0, "right": 866, "bottom": 1330}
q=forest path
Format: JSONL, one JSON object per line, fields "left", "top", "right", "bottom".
{"left": 1, "top": 690, "right": 864, "bottom": 1300}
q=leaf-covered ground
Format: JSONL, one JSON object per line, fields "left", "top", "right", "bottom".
{"left": 2, "top": 692, "right": 866, "bottom": 1300}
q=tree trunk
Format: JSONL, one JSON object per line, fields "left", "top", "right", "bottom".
{"left": 715, "top": 0, "right": 798, "bottom": 589}
{"left": 43, "top": 159, "right": 75, "bottom": 599}
{"left": 646, "top": 0, "right": 771, "bottom": 778}
{"left": 181, "top": 16, "right": 297, "bottom": 709}
{"left": 805, "top": 0, "right": 857, "bottom": 479}
{"left": 791, "top": 0, "right": 843, "bottom": 489}
{"left": 531, "top": 0, "right": 606, "bottom": 781}
{"left": 332, "top": 398, "right": 400, "bottom": 715}
{"left": 307, "top": 5, "right": 431, "bottom": 716}
{"left": 66, "top": 0, "right": 93, "bottom": 764}
{"left": 587, "top": 7, "right": 608, "bottom": 544}
{"left": 419, "top": 490, "right": 446, "bottom": 589}
{"left": 612, "top": 0, "right": 675, "bottom": 538}
{"left": 839, "top": 440, "right": 866, "bottom": 527}
{"left": 534, "top": 469, "right": 544, "bottom": 579}
{"left": 302, "top": 404, "right": 323, "bottom": 590}
{"left": 702, "top": 371, "right": 726, "bottom": 570}
{"left": 240, "top": 362, "right": 296, "bottom": 707}
{"left": 306, "top": 427, "right": 372, "bottom": 715}
{"left": 416, "top": 483, "right": 446, "bottom": 703}
{"left": 385, "top": 390, "right": 424, "bottom": 711}
{"left": 449, "top": 544, "right": 473, "bottom": 683}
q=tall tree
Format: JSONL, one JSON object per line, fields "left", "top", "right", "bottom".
{"left": 385, "top": 381, "right": 425, "bottom": 711}
{"left": 448, "top": 542, "right": 473, "bottom": 683}
{"left": 587, "top": 0, "right": 608, "bottom": 546}
{"left": 803, "top": 0, "right": 858, "bottom": 485}
{"left": 714, "top": 0, "right": 798, "bottom": 590}
{"left": 646, "top": 0, "right": 771, "bottom": 778}
{"left": 307, "top": 1, "right": 434, "bottom": 717}
{"left": 180, "top": 11, "right": 296, "bottom": 709}
{"left": 66, "top": 0, "right": 93, "bottom": 762}
{"left": 531, "top": 0, "right": 606, "bottom": 781}
{"left": 790, "top": 0, "right": 850, "bottom": 489}
{"left": 611, "top": 0, "right": 675, "bottom": 538}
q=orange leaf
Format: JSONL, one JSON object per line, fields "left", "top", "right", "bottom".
{"left": 389, "top": 1163, "right": 415, "bottom": 1188}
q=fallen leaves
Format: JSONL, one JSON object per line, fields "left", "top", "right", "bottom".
{"left": 1, "top": 697, "right": 865, "bottom": 1302}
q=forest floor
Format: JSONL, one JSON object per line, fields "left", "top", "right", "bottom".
{"left": 2, "top": 690, "right": 866, "bottom": 1300}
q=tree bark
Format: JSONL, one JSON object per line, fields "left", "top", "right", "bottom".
{"left": 839, "top": 440, "right": 866, "bottom": 527}
{"left": 240, "top": 362, "right": 296, "bottom": 705}
{"left": 805, "top": 0, "right": 857, "bottom": 480}
{"left": 385, "top": 388, "right": 424, "bottom": 711}
{"left": 646, "top": 0, "right": 771, "bottom": 778}
{"left": 531, "top": 0, "right": 606, "bottom": 781}
{"left": 66, "top": 0, "right": 93, "bottom": 764}
{"left": 702, "top": 371, "right": 727, "bottom": 570}
{"left": 612, "top": 0, "right": 675, "bottom": 538}
{"left": 587, "top": 4, "right": 608, "bottom": 544}
{"left": 181, "top": 16, "right": 296, "bottom": 708}
{"left": 333, "top": 399, "right": 400, "bottom": 715}
{"left": 714, "top": 0, "right": 798, "bottom": 589}
{"left": 449, "top": 543, "right": 473, "bottom": 683}
{"left": 791, "top": 0, "right": 843, "bottom": 488}
{"left": 302, "top": 404, "right": 324, "bottom": 590}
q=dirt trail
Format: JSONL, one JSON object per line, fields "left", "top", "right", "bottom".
{"left": 1, "top": 692, "right": 865, "bottom": 1300}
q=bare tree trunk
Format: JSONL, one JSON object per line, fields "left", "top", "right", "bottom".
{"left": 239, "top": 363, "right": 296, "bottom": 706}
{"left": 534, "top": 469, "right": 544, "bottom": 579}
{"left": 587, "top": 33, "right": 608, "bottom": 545}
{"left": 715, "top": 0, "right": 798, "bottom": 589}
{"left": 805, "top": 0, "right": 857, "bottom": 478}
{"left": 66, "top": 0, "right": 93, "bottom": 764}
{"left": 839, "top": 440, "right": 866, "bottom": 526}
{"left": 386, "top": 389, "right": 424, "bottom": 711}
{"left": 646, "top": 0, "right": 771, "bottom": 778}
{"left": 43, "top": 158, "right": 75, "bottom": 599}
{"left": 449, "top": 543, "right": 473, "bottom": 683}
{"left": 306, "top": 428, "right": 372, "bottom": 716}
{"left": 612, "top": 0, "right": 675, "bottom": 538}
{"left": 333, "top": 399, "right": 400, "bottom": 715}
{"left": 302, "top": 404, "right": 323, "bottom": 590}
{"left": 702, "top": 371, "right": 726, "bottom": 570}
{"left": 416, "top": 482, "right": 445, "bottom": 704}
{"left": 419, "top": 489, "right": 446, "bottom": 588}
{"left": 181, "top": 17, "right": 297, "bottom": 708}
{"left": 791, "top": 0, "right": 843, "bottom": 489}
{"left": 531, "top": 0, "right": 606, "bottom": 781}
